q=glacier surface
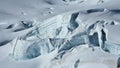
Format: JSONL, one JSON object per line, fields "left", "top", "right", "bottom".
{"left": 0, "top": 0, "right": 120, "bottom": 68}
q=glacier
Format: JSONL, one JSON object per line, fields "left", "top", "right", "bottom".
{"left": 0, "top": 0, "right": 120, "bottom": 68}
{"left": 9, "top": 8, "right": 120, "bottom": 62}
{"left": 1, "top": 8, "right": 118, "bottom": 68}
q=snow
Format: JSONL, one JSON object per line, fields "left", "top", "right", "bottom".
{"left": 0, "top": 0, "right": 120, "bottom": 68}
{"left": 79, "top": 63, "right": 109, "bottom": 68}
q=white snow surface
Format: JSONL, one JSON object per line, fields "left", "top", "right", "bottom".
{"left": 0, "top": 0, "right": 120, "bottom": 68}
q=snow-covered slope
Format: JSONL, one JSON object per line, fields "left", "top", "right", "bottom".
{"left": 0, "top": 0, "right": 120, "bottom": 68}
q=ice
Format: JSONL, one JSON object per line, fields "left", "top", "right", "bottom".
{"left": 74, "top": 59, "right": 80, "bottom": 68}
{"left": 67, "top": 12, "right": 79, "bottom": 32}
{"left": 59, "top": 33, "right": 85, "bottom": 52}
{"left": 86, "top": 9, "right": 105, "bottom": 14}
{"left": 9, "top": 9, "right": 120, "bottom": 61}
{"left": 10, "top": 38, "right": 56, "bottom": 60}
{"left": 0, "top": 0, "right": 120, "bottom": 68}
{"left": 102, "top": 41, "right": 120, "bottom": 55}
{"left": 0, "top": 40, "right": 12, "bottom": 46}
{"left": 63, "top": 0, "right": 85, "bottom": 4}
{"left": 49, "top": 38, "right": 65, "bottom": 48}
{"left": 117, "top": 57, "right": 120, "bottom": 68}
{"left": 110, "top": 9, "right": 120, "bottom": 13}
{"left": 25, "top": 42, "right": 41, "bottom": 59}
{"left": 6, "top": 24, "right": 14, "bottom": 29}
{"left": 88, "top": 32, "right": 99, "bottom": 46}
{"left": 44, "top": 0, "right": 64, "bottom": 5}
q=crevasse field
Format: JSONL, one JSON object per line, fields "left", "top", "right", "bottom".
{"left": 0, "top": 0, "right": 120, "bottom": 68}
